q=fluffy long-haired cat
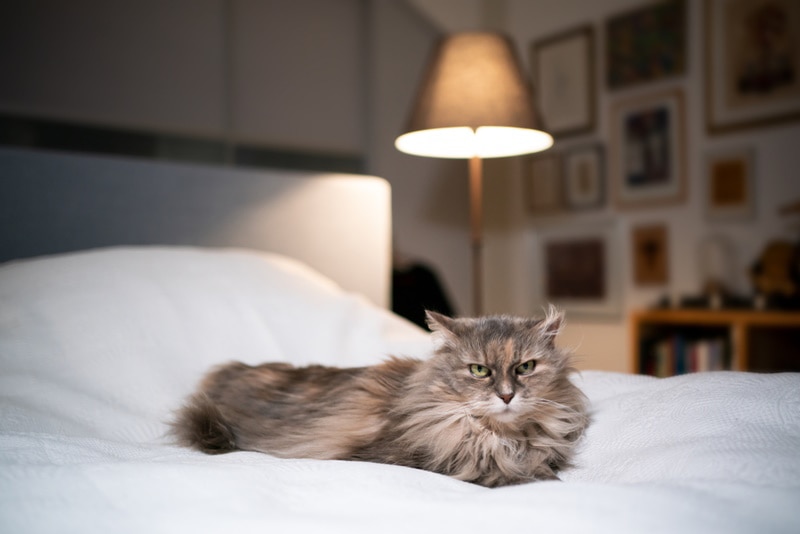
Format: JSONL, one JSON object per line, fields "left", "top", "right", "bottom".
{"left": 171, "top": 307, "right": 589, "bottom": 487}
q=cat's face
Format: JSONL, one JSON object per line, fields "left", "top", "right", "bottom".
{"left": 425, "top": 308, "right": 571, "bottom": 424}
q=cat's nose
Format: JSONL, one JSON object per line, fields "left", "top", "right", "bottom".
{"left": 498, "top": 392, "right": 514, "bottom": 405}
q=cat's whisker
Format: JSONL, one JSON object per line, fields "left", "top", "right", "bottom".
{"left": 526, "top": 397, "right": 585, "bottom": 415}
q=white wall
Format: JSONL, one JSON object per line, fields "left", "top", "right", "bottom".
{"left": 229, "top": 0, "right": 365, "bottom": 153}
{"left": 0, "top": 0, "right": 226, "bottom": 137}
{"left": 0, "top": 0, "right": 365, "bottom": 154}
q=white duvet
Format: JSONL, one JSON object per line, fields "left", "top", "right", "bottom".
{"left": 1, "top": 247, "right": 798, "bottom": 534}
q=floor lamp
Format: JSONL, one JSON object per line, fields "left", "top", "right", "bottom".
{"left": 395, "top": 32, "right": 553, "bottom": 315}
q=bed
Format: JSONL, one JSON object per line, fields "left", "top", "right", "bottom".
{"left": 1, "top": 148, "right": 799, "bottom": 533}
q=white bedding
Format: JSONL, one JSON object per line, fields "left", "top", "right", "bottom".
{"left": 1, "top": 247, "right": 798, "bottom": 533}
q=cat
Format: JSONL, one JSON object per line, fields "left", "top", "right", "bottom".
{"left": 170, "top": 307, "right": 589, "bottom": 488}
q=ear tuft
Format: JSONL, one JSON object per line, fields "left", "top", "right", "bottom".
{"left": 425, "top": 310, "right": 459, "bottom": 350}
{"left": 538, "top": 304, "right": 564, "bottom": 345}
{"left": 425, "top": 310, "right": 456, "bottom": 333}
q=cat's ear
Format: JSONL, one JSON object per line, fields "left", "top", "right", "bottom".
{"left": 425, "top": 311, "right": 457, "bottom": 334}
{"left": 425, "top": 311, "right": 459, "bottom": 348}
{"left": 536, "top": 304, "right": 564, "bottom": 346}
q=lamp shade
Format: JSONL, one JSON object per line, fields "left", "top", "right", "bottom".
{"left": 395, "top": 32, "right": 553, "bottom": 159}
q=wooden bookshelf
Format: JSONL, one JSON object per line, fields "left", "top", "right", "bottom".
{"left": 630, "top": 309, "right": 800, "bottom": 375}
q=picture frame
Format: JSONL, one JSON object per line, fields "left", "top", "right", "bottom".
{"left": 525, "top": 151, "right": 563, "bottom": 213}
{"left": 705, "top": 0, "right": 800, "bottom": 134}
{"left": 611, "top": 88, "right": 686, "bottom": 209}
{"left": 564, "top": 144, "right": 605, "bottom": 210}
{"left": 530, "top": 26, "right": 595, "bottom": 137}
{"left": 632, "top": 224, "right": 670, "bottom": 286}
{"left": 606, "top": 0, "right": 687, "bottom": 90}
{"left": 705, "top": 148, "right": 756, "bottom": 220}
{"left": 532, "top": 222, "right": 621, "bottom": 318}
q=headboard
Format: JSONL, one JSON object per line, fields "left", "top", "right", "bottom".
{"left": 0, "top": 147, "right": 391, "bottom": 307}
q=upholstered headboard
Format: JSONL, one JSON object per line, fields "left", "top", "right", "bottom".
{"left": 0, "top": 147, "right": 391, "bottom": 307}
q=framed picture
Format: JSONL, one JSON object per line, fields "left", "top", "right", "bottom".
{"left": 532, "top": 222, "right": 621, "bottom": 318}
{"left": 705, "top": 148, "right": 756, "bottom": 220}
{"left": 564, "top": 144, "right": 605, "bottom": 210}
{"left": 632, "top": 224, "right": 669, "bottom": 286}
{"left": 606, "top": 0, "right": 687, "bottom": 89}
{"left": 611, "top": 88, "right": 686, "bottom": 209}
{"left": 706, "top": 0, "right": 800, "bottom": 133}
{"left": 531, "top": 26, "right": 595, "bottom": 137}
{"left": 525, "top": 152, "right": 563, "bottom": 213}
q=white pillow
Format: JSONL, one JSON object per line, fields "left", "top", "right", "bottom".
{"left": 0, "top": 246, "right": 431, "bottom": 442}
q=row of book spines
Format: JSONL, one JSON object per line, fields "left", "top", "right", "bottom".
{"left": 641, "top": 336, "right": 728, "bottom": 377}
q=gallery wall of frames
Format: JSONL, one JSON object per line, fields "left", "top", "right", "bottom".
{"left": 495, "top": 0, "right": 800, "bottom": 371}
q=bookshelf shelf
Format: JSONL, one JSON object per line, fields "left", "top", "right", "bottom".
{"left": 630, "top": 309, "right": 800, "bottom": 376}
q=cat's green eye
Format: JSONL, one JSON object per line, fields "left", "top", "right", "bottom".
{"left": 469, "top": 364, "right": 491, "bottom": 378}
{"left": 515, "top": 360, "right": 537, "bottom": 375}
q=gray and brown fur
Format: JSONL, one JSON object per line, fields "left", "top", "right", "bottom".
{"left": 170, "top": 308, "right": 589, "bottom": 488}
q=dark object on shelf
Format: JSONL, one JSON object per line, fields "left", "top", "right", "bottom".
{"left": 750, "top": 240, "right": 800, "bottom": 309}
{"left": 654, "top": 293, "right": 752, "bottom": 310}
{"left": 683, "top": 293, "right": 753, "bottom": 310}
{"left": 759, "top": 293, "right": 800, "bottom": 311}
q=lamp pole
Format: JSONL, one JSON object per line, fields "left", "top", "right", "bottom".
{"left": 469, "top": 155, "right": 483, "bottom": 315}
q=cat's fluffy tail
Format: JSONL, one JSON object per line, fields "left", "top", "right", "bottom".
{"left": 170, "top": 393, "right": 238, "bottom": 454}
